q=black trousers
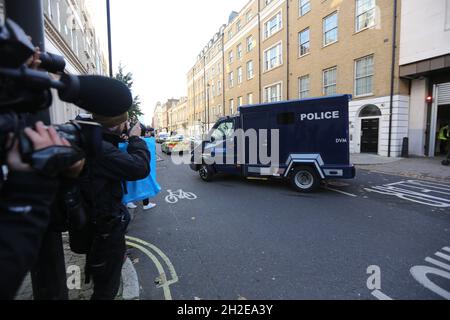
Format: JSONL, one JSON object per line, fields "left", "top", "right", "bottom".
{"left": 87, "top": 215, "right": 129, "bottom": 300}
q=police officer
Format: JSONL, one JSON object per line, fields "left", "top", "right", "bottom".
{"left": 81, "top": 112, "right": 150, "bottom": 300}
{"left": 438, "top": 123, "right": 449, "bottom": 155}
{"left": 0, "top": 123, "right": 84, "bottom": 299}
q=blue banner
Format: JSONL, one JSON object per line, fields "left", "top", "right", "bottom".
{"left": 119, "top": 137, "right": 161, "bottom": 204}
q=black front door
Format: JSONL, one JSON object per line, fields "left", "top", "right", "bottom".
{"left": 361, "top": 118, "right": 379, "bottom": 153}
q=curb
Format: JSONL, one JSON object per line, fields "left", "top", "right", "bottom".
{"left": 121, "top": 257, "right": 140, "bottom": 300}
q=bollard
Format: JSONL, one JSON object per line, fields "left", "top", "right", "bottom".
{"left": 401, "top": 137, "right": 409, "bottom": 158}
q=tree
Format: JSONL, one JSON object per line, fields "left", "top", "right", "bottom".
{"left": 114, "top": 64, "right": 143, "bottom": 121}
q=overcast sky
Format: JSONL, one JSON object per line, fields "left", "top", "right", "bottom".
{"left": 86, "top": 0, "right": 248, "bottom": 125}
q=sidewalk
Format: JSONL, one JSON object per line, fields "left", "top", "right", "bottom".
{"left": 351, "top": 154, "right": 450, "bottom": 182}
{"left": 15, "top": 232, "right": 140, "bottom": 300}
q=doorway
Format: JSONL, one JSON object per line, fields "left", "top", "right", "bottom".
{"left": 358, "top": 104, "right": 382, "bottom": 154}
{"left": 361, "top": 118, "right": 380, "bottom": 153}
{"left": 436, "top": 104, "right": 450, "bottom": 155}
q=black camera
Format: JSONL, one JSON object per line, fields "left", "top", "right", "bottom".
{"left": 0, "top": 18, "right": 103, "bottom": 176}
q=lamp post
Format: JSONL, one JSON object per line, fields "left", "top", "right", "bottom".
{"left": 106, "top": 0, "right": 113, "bottom": 77}
{"left": 206, "top": 83, "right": 210, "bottom": 132}
{"left": 4, "top": 0, "right": 68, "bottom": 300}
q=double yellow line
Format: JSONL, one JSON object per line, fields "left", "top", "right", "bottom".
{"left": 125, "top": 236, "right": 179, "bottom": 300}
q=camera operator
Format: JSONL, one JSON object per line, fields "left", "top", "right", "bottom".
{"left": 0, "top": 122, "right": 84, "bottom": 300}
{"left": 81, "top": 113, "right": 150, "bottom": 300}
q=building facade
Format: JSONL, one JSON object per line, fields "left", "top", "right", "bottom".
{"left": 187, "top": 0, "right": 411, "bottom": 157}
{"left": 0, "top": 0, "right": 108, "bottom": 124}
{"left": 168, "top": 97, "right": 189, "bottom": 136}
{"left": 400, "top": 0, "right": 450, "bottom": 157}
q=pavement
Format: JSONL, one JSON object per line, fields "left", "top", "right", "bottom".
{"left": 15, "top": 230, "right": 141, "bottom": 300}
{"left": 351, "top": 153, "right": 450, "bottom": 182}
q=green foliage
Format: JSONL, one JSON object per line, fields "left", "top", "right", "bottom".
{"left": 114, "top": 64, "right": 143, "bottom": 121}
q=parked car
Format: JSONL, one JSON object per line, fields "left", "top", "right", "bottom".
{"left": 161, "top": 137, "right": 191, "bottom": 154}
{"left": 156, "top": 132, "right": 170, "bottom": 144}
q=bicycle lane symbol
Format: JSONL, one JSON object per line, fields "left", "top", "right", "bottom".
{"left": 165, "top": 189, "right": 198, "bottom": 204}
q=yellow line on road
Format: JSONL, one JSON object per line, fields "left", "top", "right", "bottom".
{"left": 126, "top": 236, "right": 179, "bottom": 285}
{"left": 126, "top": 241, "right": 173, "bottom": 300}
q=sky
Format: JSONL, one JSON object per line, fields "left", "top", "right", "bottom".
{"left": 86, "top": 0, "right": 248, "bottom": 125}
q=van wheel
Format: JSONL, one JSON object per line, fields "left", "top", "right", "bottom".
{"left": 289, "top": 166, "right": 320, "bottom": 193}
{"left": 199, "top": 164, "right": 214, "bottom": 182}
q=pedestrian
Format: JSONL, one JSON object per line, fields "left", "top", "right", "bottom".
{"left": 127, "top": 125, "right": 157, "bottom": 211}
{"left": 81, "top": 113, "right": 150, "bottom": 300}
{"left": 438, "top": 123, "right": 449, "bottom": 155}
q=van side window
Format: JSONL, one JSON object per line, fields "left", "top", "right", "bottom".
{"left": 277, "top": 112, "right": 295, "bottom": 125}
{"left": 212, "top": 121, "right": 234, "bottom": 140}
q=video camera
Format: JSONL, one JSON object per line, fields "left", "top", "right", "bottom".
{"left": 0, "top": 18, "right": 132, "bottom": 177}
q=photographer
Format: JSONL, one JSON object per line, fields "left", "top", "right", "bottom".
{"left": 82, "top": 113, "right": 150, "bottom": 300}
{"left": 0, "top": 122, "right": 84, "bottom": 299}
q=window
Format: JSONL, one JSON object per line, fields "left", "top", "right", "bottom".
{"left": 238, "top": 96, "right": 243, "bottom": 107}
{"left": 217, "top": 80, "right": 222, "bottom": 95}
{"left": 228, "top": 29, "right": 233, "bottom": 40}
{"left": 277, "top": 112, "right": 296, "bottom": 125}
{"left": 237, "top": 67, "right": 243, "bottom": 84}
{"left": 247, "top": 93, "right": 254, "bottom": 105}
{"left": 299, "top": 0, "right": 311, "bottom": 16}
{"left": 247, "top": 35, "right": 254, "bottom": 52}
{"left": 323, "top": 12, "right": 338, "bottom": 46}
{"left": 298, "top": 28, "right": 310, "bottom": 56}
{"left": 212, "top": 121, "right": 235, "bottom": 141}
{"left": 237, "top": 20, "right": 242, "bottom": 32}
{"left": 237, "top": 44, "right": 243, "bottom": 60}
{"left": 211, "top": 84, "right": 215, "bottom": 97}
{"left": 218, "top": 63, "right": 221, "bottom": 74}
{"left": 265, "top": 83, "right": 282, "bottom": 102}
{"left": 246, "top": 10, "right": 253, "bottom": 23}
{"left": 247, "top": 60, "right": 254, "bottom": 79}
{"left": 359, "top": 104, "right": 381, "bottom": 117}
{"left": 228, "top": 50, "right": 234, "bottom": 64}
{"left": 56, "top": 1, "right": 61, "bottom": 31}
{"left": 323, "top": 67, "right": 337, "bottom": 96}
{"left": 228, "top": 72, "right": 234, "bottom": 88}
{"left": 264, "top": 43, "right": 283, "bottom": 71}
{"left": 298, "top": 75, "right": 310, "bottom": 99}
{"left": 230, "top": 99, "right": 235, "bottom": 114}
{"left": 355, "top": 55, "right": 374, "bottom": 96}
{"left": 356, "top": 0, "right": 376, "bottom": 32}
{"left": 264, "top": 12, "right": 282, "bottom": 39}
{"left": 265, "top": 0, "right": 274, "bottom": 6}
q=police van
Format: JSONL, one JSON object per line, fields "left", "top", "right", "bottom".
{"left": 190, "top": 95, "right": 355, "bottom": 192}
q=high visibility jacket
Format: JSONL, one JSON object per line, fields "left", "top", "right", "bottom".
{"left": 439, "top": 125, "right": 449, "bottom": 141}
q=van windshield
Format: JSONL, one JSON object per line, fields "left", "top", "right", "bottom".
{"left": 211, "top": 121, "right": 234, "bottom": 141}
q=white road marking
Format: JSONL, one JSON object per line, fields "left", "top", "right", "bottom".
{"left": 371, "top": 290, "right": 393, "bottom": 300}
{"left": 365, "top": 180, "right": 450, "bottom": 208}
{"left": 425, "top": 257, "right": 450, "bottom": 271}
{"left": 435, "top": 251, "right": 450, "bottom": 262}
{"left": 165, "top": 189, "right": 198, "bottom": 204}
{"left": 125, "top": 236, "right": 179, "bottom": 301}
{"left": 324, "top": 186, "right": 358, "bottom": 197}
{"left": 410, "top": 246, "right": 450, "bottom": 300}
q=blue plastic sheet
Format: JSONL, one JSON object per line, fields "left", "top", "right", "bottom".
{"left": 119, "top": 137, "right": 161, "bottom": 204}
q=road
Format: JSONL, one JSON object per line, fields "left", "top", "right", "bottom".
{"left": 126, "top": 146, "right": 450, "bottom": 300}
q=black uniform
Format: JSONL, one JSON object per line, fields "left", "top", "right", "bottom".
{"left": 0, "top": 171, "right": 59, "bottom": 300}
{"left": 82, "top": 133, "right": 150, "bottom": 300}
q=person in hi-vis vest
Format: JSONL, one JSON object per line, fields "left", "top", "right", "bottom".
{"left": 438, "top": 123, "right": 449, "bottom": 155}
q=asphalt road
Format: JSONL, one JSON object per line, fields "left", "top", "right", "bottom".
{"left": 126, "top": 147, "right": 450, "bottom": 300}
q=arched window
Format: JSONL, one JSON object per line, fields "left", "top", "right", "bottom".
{"left": 359, "top": 104, "right": 381, "bottom": 117}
